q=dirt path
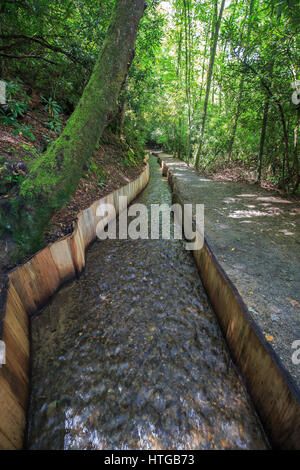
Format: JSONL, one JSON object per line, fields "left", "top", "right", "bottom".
{"left": 158, "top": 153, "right": 300, "bottom": 389}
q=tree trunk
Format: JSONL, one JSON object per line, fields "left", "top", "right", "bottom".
{"left": 278, "top": 103, "right": 290, "bottom": 188}
{"left": 15, "top": 0, "right": 146, "bottom": 249}
{"left": 183, "top": 0, "right": 192, "bottom": 161}
{"left": 175, "top": 12, "right": 183, "bottom": 159}
{"left": 241, "top": 59, "right": 291, "bottom": 188}
{"left": 257, "top": 96, "right": 270, "bottom": 184}
{"left": 109, "top": 79, "right": 128, "bottom": 137}
{"left": 193, "top": 18, "right": 211, "bottom": 121}
{"left": 257, "top": 58, "right": 274, "bottom": 184}
{"left": 228, "top": 78, "right": 244, "bottom": 160}
{"left": 292, "top": 104, "right": 299, "bottom": 192}
{"left": 227, "top": 0, "right": 255, "bottom": 160}
{"left": 195, "top": 0, "right": 225, "bottom": 169}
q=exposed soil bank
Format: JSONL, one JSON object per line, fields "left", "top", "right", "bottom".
{"left": 27, "top": 157, "right": 267, "bottom": 450}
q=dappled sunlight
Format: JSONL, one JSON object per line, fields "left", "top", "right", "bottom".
{"left": 223, "top": 197, "right": 237, "bottom": 204}
{"left": 228, "top": 204, "right": 284, "bottom": 218}
{"left": 228, "top": 209, "right": 274, "bottom": 218}
{"left": 256, "top": 196, "right": 291, "bottom": 204}
{"left": 265, "top": 206, "right": 283, "bottom": 216}
{"left": 289, "top": 208, "right": 300, "bottom": 215}
{"left": 278, "top": 229, "right": 294, "bottom": 236}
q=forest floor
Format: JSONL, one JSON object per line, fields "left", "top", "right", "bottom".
{"left": 0, "top": 99, "right": 145, "bottom": 310}
{"left": 157, "top": 153, "right": 300, "bottom": 389}
{"left": 195, "top": 159, "right": 292, "bottom": 194}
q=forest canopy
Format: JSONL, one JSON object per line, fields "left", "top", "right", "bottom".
{"left": 0, "top": 0, "right": 299, "bottom": 255}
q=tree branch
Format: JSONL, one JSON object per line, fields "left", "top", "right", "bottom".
{"left": 0, "top": 53, "right": 59, "bottom": 65}
{"left": 0, "top": 34, "right": 92, "bottom": 70}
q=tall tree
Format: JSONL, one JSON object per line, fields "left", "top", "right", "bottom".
{"left": 257, "top": 96, "right": 270, "bottom": 184}
{"left": 15, "top": 0, "right": 146, "bottom": 249}
{"left": 257, "top": 59, "right": 274, "bottom": 184}
{"left": 175, "top": 13, "right": 184, "bottom": 159}
{"left": 195, "top": 0, "right": 225, "bottom": 169}
{"left": 183, "top": 0, "right": 192, "bottom": 161}
{"left": 227, "top": 0, "right": 255, "bottom": 160}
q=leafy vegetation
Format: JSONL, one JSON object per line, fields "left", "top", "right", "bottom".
{"left": 41, "top": 96, "right": 63, "bottom": 134}
{"left": 0, "top": 0, "right": 299, "bottom": 260}
{"left": 126, "top": 0, "right": 299, "bottom": 192}
{"left": 0, "top": 79, "right": 29, "bottom": 123}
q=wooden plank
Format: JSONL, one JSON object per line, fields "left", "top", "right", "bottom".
{"left": 5, "top": 283, "right": 29, "bottom": 336}
{"left": 9, "top": 265, "right": 37, "bottom": 314}
{"left": 0, "top": 376, "right": 26, "bottom": 449}
{"left": 0, "top": 430, "right": 16, "bottom": 450}
{"left": 5, "top": 295, "right": 29, "bottom": 360}
{"left": 2, "top": 316, "right": 29, "bottom": 387}
{"left": 50, "top": 238, "right": 76, "bottom": 283}
{"left": 28, "top": 247, "right": 60, "bottom": 309}
{"left": 77, "top": 207, "right": 96, "bottom": 250}
{"left": 8, "top": 247, "right": 61, "bottom": 315}
{"left": 0, "top": 363, "right": 28, "bottom": 411}
{"left": 2, "top": 291, "right": 29, "bottom": 410}
{"left": 70, "top": 226, "right": 85, "bottom": 273}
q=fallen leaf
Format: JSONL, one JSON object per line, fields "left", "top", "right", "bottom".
{"left": 265, "top": 334, "right": 274, "bottom": 342}
{"left": 286, "top": 297, "right": 300, "bottom": 308}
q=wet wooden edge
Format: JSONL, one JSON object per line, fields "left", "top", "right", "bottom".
{"left": 0, "top": 157, "right": 150, "bottom": 450}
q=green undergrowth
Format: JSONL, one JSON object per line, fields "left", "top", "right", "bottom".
{"left": 0, "top": 92, "right": 145, "bottom": 263}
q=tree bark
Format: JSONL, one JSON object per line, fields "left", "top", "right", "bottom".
{"left": 175, "top": 11, "right": 183, "bottom": 159}
{"left": 257, "top": 96, "right": 270, "bottom": 184}
{"left": 292, "top": 104, "right": 299, "bottom": 192}
{"left": 15, "top": 0, "right": 146, "bottom": 249}
{"left": 193, "top": 19, "right": 210, "bottom": 120}
{"left": 228, "top": 78, "right": 244, "bottom": 160}
{"left": 227, "top": 0, "right": 255, "bottom": 160}
{"left": 257, "top": 59, "right": 274, "bottom": 184}
{"left": 183, "top": 0, "right": 192, "bottom": 161}
{"left": 195, "top": 0, "right": 225, "bottom": 169}
{"left": 240, "top": 59, "right": 290, "bottom": 189}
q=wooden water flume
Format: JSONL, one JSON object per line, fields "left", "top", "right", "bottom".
{"left": 0, "top": 158, "right": 150, "bottom": 450}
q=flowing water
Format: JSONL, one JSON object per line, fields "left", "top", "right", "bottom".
{"left": 26, "top": 157, "right": 268, "bottom": 450}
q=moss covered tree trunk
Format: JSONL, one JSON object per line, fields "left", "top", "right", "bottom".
{"left": 17, "top": 0, "right": 145, "bottom": 250}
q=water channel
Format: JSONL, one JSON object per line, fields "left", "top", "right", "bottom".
{"left": 26, "top": 157, "right": 268, "bottom": 449}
